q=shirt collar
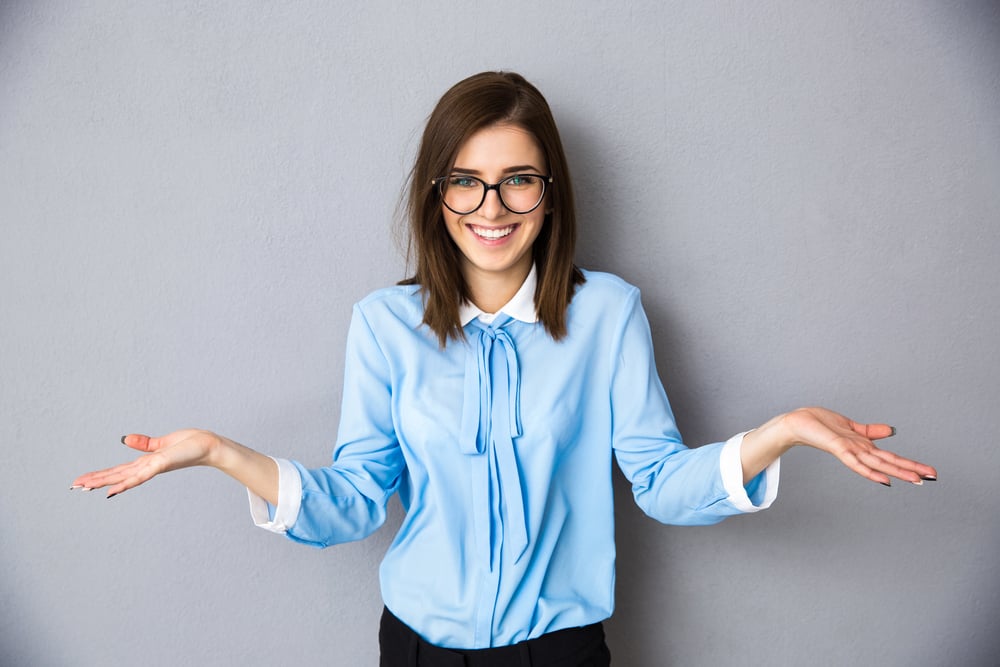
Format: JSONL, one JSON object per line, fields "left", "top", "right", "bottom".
{"left": 459, "top": 265, "right": 538, "bottom": 326}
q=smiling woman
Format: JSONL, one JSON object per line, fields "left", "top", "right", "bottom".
{"left": 402, "top": 72, "right": 584, "bottom": 347}
{"left": 72, "top": 71, "right": 937, "bottom": 666}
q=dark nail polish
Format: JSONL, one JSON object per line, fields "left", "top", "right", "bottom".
{"left": 120, "top": 435, "right": 127, "bottom": 444}
{"left": 106, "top": 493, "right": 118, "bottom": 499}
{"left": 880, "top": 481, "right": 891, "bottom": 487}
{"left": 888, "top": 426, "right": 897, "bottom": 437}
{"left": 921, "top": 475, "right": 937, "bottom": 481}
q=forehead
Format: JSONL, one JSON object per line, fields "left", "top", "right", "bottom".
{"left": 453, "top": 123, "right": 546, "bottom": 172}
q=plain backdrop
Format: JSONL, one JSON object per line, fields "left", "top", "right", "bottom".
{"left": 2, "top": 2, "right": 998, "bottom": 665}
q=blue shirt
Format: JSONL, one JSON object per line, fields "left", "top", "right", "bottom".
{"left": 249, "top": 268, "right": 779, "bottom": 648}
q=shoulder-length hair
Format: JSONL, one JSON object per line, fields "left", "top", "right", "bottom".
{"left": 401, "top": 71, "right": 585, "bottom": 346}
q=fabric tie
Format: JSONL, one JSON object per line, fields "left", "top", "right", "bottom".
{"left": 459, "top": 315, "right": 529, "bottom": 568}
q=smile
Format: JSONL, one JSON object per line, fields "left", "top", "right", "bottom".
{"left": 470, "top": 225, "right": 517, "bottom": 240}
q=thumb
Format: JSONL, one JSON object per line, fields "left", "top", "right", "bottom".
{"left": 849, "top": 422, "right": 896, "bottom": 441}
{"left": 120, "top": 433, "right": 159, "bottom": 452}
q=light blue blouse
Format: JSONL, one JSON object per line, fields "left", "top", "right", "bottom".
{"left": 249, "top": 268, "right": 779, "bottom": 649}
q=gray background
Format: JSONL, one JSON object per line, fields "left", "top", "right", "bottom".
{"left": 2, "top": 1, "right": 998, "bottom": 665}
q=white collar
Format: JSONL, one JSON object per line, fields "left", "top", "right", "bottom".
{"left": 459, "top": 265, "right": 538, "bottom": 326}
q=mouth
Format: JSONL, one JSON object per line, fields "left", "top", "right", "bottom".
{"left": 469, "top": 224, "right": 517, "bottom": 241}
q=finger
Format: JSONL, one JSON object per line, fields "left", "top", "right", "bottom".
{"left": 72, "top": 454, "right": 163, "bottom": 491}
{"left": 853, "top": 445, "right": 940, "bottom": 485}
{"left": 856, "top": 449, "right": 923, "bottom": 484}
{"left": 122, "top": 429, "right": 206, "bottom": 455}
{"left": 121, "top": 434, "right": 159, "bottom": 453}
{"left": 71, "top": 464, "right": 126, "bottom": 489}
{"left": 866, "top": 447, "right": 938, "bottom": 480}
{"left": 71, "top": 437, "right": 151, "bottom": 488}
{"left": 848, "top": 421, "right": 896, "bottom": 441}
{"left": 71, "top": 459, "right": 145, "bottom": 490}
{"left": 838, "top": 450, "right": 893, "bottom": 486}
{"left": 104, "top": 463, "right": 160, "bottom": 498}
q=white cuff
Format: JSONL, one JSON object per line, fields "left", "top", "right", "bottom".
{"left": 247, "top": 457, "right": 302, "bottom": 534}
{"left": 720, "top": 431, "right": 780, "bottom": 513}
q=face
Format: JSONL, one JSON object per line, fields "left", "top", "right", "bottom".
{"left": 442, "top": 123, "right": 548, "bottom": 293}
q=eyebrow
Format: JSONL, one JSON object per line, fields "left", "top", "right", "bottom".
{"left": 450, "top": 165, "right": 545, "bottom": 176}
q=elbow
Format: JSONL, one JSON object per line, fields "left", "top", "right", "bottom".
{"left": 287, "top": 493, "right": 390, "bottom": 547}
{"left": 632, "top": 484, "right": 731, "bottom": 527}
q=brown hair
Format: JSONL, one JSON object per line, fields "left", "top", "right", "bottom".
{"left": 401, "top": 71, "right": 585, "bottom": 346}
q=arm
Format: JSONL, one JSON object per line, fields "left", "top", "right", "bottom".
{"left": 73, "top": 302, "right": 404, "bottom": 547}
{"left": 611, "top": 289, "right": 765, "bottom": 524}
{"left": 740, "top": 407, "right": 938, "bottom": 487}
{"left": 71, "top": 429, "right": 279, "bottom": 503}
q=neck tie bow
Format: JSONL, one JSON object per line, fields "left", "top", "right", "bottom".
{"left": 459, "top": 315, "right": 529, "bottom": 568}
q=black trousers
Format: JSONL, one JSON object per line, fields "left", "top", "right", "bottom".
{"left": 378, "top": 607, "right": 611, "bottom": 667}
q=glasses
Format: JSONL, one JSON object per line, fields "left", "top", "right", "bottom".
{"left": 432, "top": 173, "right": 552, "bottom": 215}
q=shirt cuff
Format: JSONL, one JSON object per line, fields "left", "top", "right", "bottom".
{"left": 719, "top": 431, "right": 780, "bottom": 513}
{"left": 247, "top": 457, "right": 302, "bottom": 534}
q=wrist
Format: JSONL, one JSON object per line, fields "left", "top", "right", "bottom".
{"left": 755, "top": 412, "right": 798, "bottom": 455}
{"left": 202, "top": 432, "right": 230, "bottom": 470}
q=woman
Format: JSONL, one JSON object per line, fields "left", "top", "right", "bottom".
{"left": 72, "top": 71, "right": 936, "bottom": 666}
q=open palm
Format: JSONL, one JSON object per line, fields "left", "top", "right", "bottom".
{"left": 71, "top": 429, "right": 218, "bottom": 498}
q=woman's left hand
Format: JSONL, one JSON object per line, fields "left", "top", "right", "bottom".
{"left": 743, "top": 407, "right": 938, "bottom": 486}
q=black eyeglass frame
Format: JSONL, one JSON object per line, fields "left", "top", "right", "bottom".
{"left": 431, "top": 173, "right": 553, "bottom": 215}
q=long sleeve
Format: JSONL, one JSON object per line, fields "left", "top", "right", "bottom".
{"left": 249, "top": 303, "right": 406, "bottom": 548}
{"left": 610, "top": 288, "right": 778, "bottom": 524}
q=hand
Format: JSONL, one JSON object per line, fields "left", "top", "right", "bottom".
{"left": 71, "top": 429, "right": 221, "bottom": 499}
{"left": 777, "top": 407, "right": 938, "bottom": 486}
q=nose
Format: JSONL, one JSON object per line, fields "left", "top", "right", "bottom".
{"left": 478, "top": 185, "right": 507, "bottom": 219}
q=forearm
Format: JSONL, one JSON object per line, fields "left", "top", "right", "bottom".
{"left": 740, "top": 413, "right": 795, "bottom": 485}
{"left": 208, "top": 436, "right": 280, "bottom": 505}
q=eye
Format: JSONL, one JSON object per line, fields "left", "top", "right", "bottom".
{"left": 505, "top": 174, "right": 537, "bottom": 188}
{"left": 448, "top": 176, "right": 479, "bottom": 189}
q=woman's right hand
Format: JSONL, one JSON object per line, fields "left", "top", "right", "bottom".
{"left": 71, "top": 429, "right": 221, "bottom": 498}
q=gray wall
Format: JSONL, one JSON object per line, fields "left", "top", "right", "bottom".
{"left": 3, "top": 2, "right": 998, "bottom": 665}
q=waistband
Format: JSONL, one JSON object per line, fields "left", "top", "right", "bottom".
{"left": 378, "top": 607, "right": 608, "bottom": 667}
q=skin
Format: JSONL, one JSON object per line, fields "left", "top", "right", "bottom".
{"left": 71, "top": 124, "right": 937, "bottom": 502}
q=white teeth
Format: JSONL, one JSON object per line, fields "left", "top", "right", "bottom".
{"left": 472, "top": 225, "right": 514, "bottom": 240}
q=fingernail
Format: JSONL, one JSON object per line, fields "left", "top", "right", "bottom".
{"left": 911, "top": 479, "right": 923, "bottom": 486}
{"left": 81, "top": 486, "right": 93, "bottom": 492}
{"left": 106, "top": 492, "right": 118, "bottom": 499}
{"left": 120, "top": 435, "right": 128, "bottom": 444}
{"left": 921, "top": 475, "right": 937, "bottom": 481}
{"left": 70, "top": 485, "right": 83, "bottom": 491}
{"left": 888, "top": 426, "right": 897, "bottom": 437}
{"left": 880, "top": 481, "right": 892, "bottom": 487}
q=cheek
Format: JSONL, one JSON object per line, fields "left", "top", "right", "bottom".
{"left": 441, "top": 209, "right": 461, "bottom": 237}
{"left": 528, "top": 209, "right": 547, "bottom": 231}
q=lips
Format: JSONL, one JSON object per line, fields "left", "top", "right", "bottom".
{"left": 470, "top": 224, "right": 517, "bottom": 240}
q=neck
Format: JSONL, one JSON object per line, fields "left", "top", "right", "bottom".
{"left": 464, "top": 260, "right": 532, "bottom": 315}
